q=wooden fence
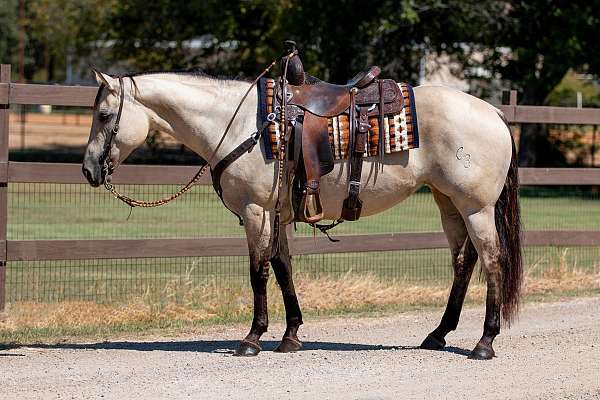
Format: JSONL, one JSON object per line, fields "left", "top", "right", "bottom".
{"left": 1, "top": 63, "right": 600, "bottom": 310}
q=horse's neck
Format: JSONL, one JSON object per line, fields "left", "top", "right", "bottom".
{"left": 134, "top": 75, "right": 257, "bottom": 163}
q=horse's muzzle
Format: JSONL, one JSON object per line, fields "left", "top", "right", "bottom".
{"left": 81, "top": 160, "right": 107, "bottom": 187}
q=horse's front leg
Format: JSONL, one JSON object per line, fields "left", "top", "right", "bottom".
{"left": 270, "top": 226, "right": 303, "bottom": 353}
{"left": 235, "top": 204, "right": 274, "bottom": 357}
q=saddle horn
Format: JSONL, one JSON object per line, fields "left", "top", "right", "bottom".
{"left": 281, "top": 40, "right": 305, "bottom": 86}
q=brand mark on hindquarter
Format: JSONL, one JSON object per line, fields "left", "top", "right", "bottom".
{"left": 456, "top": 147, "right": 471, "bottom": 168}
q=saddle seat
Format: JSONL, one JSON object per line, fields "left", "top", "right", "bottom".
{"left": 286, "top": 66, "right": 382, "bottom": 117}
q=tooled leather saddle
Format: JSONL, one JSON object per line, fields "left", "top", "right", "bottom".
{"left": 274, "top": 41, "right": 403, "bottom": 224}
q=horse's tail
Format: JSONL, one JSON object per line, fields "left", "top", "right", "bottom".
{"left": 495, "top": 116, "right": 523, "bottom": 325}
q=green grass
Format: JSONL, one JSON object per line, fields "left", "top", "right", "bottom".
{"left": 8, "top": 184, "right": 600, "bottom": 239}
{"left": 4, "top": 183, "right": 600, "bottom": 304}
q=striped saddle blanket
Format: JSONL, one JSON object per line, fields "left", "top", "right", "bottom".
{"left": 258, "top": 78, "right": 419, "bottom": 160}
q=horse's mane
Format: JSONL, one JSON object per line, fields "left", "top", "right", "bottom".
{"left": 110, "top": 68, "right": 249, "bottom": 83}
{"left": 92, "top": 68, "right": 249, "bottom": 109}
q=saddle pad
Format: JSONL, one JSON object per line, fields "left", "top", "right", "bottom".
{"left": 258, "top": 78, "right": 419, "bottom": 160}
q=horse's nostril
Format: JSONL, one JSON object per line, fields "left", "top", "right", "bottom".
{"left": 82, "top": 165, "right": 96, "bottom": 185}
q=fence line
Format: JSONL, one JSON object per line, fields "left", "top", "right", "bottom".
{"left": 1, "top": 63, "right": 600, "bottom": 309}
{"left": 0, "top": 65, "right": 10, "bottom": 311}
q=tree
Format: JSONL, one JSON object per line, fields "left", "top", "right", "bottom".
{"left": 0, "top": 0, "right": 115, "bottom": 82}
{"left": 0, "top": 0, "right": 19, "bottom": 73}
{"left": 462, "top": 1, "right": 600, "bottom": 166}
{"left": 28, "top": 0, "right": 116, "bottom": 81}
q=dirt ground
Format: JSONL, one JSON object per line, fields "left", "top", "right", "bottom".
{"left": 1, "top": 296, "right": 599, "bottom": 400}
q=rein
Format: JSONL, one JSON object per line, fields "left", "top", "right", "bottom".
{"left": 102, "top": 58, "right": 282, "bottom": 208}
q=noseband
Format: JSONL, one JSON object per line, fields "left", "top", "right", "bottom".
{"left": 100, "top": 76, "right": 125, "bottom": 177}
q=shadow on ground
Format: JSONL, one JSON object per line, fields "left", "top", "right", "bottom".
{"left": 3, "top": 340, "right": 471, "bottom": 357}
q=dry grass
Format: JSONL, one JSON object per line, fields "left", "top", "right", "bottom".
{"left": 1, "top": 258, "right": 599, "bottom": 335}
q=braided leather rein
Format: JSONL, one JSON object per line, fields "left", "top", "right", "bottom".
{"left": 103, "top": 57, "right": 283, "bottom": 208}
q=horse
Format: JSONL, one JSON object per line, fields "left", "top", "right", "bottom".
{"left": 82, "top": 68, "right": 522, "bottom": 360}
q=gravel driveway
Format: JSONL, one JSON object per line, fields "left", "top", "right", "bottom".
{"left": 1, "top": 296, "right": 599, "bottom": 400}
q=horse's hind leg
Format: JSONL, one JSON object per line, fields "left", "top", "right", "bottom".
{"left": 421, "top": 190, "right": 478, "bottom": 350}
{"left": 462, "top": 205, "right": 502, "bottom": 360}
{"left": 270, "top": 227, "right": 304, "bottom": 353}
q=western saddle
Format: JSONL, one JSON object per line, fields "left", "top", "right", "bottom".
{"left": 275, "top": 41, "right": 403, "bottom": 224}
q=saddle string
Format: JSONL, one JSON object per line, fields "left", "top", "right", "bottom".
{"left": 270, "top": 50, "right": 296, "bottom": 256}
{"left": 104, "top": 56, "right": 287, "bottom": 208}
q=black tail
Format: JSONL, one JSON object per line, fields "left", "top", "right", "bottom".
{"left": 495, "top": 118, "right": 523, "bottom": 325}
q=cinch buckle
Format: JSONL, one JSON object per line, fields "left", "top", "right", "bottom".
{"left": 349, "top": 180, "right": 361, "bottom": 190}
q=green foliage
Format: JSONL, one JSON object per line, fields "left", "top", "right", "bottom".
{"left": 0, "top": 0, "right": 18, "bottom": 69}
{"left": 547, "top": 70, "right": 600, "bottom": 107}
{"left": 107, "top": 0, "right": 286, "bottom": 76}
{"left": 0, "top": 0, "right": 115, "bottom": 81}
{"left": 463, "top": 1, "right": 600, "bottom": 105}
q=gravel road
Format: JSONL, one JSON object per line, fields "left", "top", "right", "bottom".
{"left": 1, "top": 296, "right": 599, "bottom": 400}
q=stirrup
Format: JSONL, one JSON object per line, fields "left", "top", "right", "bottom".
{"left": 299, "top": 190, "right": 324, "bottom": 223}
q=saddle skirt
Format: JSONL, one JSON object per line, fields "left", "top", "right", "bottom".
{"left": 258, "top": 78, "right": 420, "bottom": 161}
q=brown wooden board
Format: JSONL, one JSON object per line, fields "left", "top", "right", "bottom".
{"left": 9, "top": 162, "right": 212, "bottom": 185}
{"left": 7, "top": 230, "right": 600, "bottom": 262}
{"left": 290, "top": 232, "right": 449, "bottom": 255}
{"left": 0, "top": 83, "right": 8, "bottom": 105}
{"left": 0, "top": 66, "right": 9, "bottom": 311}
{"left": 7, "top": 238, "right": 250, "bottom": 261}
{"left": 3, "top": 78, "right": 600, "bottom": 125}
{"left": 9, "top": 83, "right": 98, "bottom": 107}
{"left": 0, "top": 260, "right": 4, "bottom": 313}
{"left": 523, "top": 231, "right": 600, "bottom": 247}
{"left": 9, "top": 163, "right": 600, "bottom": 187}
{"left": 498, "top": 105, "right": 600, "bottom": 125}
{"left": 519, "top": 168, "right": 600, "bottom": 185}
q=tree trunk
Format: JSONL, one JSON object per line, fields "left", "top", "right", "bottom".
{"left": 518, "top": 123, "right": 549, "bottom": 166}
{"left": 518, "top": 88, "right": 550, "bottom": 167}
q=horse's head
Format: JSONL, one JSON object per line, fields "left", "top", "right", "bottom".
{"left": 82, "top": 70, "right": 149, "bottom": 187}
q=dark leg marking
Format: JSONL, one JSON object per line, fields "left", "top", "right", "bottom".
{"left": 235, "top": 256, "right": 270, "bottom": 356}
{"left": 469, "top": 264, "right": 501, "bottom": 360}
{"left": 421, "top": 237, "right": 478, "bottom": 350}
{"left": 271, "top": 230, "right": 303, "bottom": 353}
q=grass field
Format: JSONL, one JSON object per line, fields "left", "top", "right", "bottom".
{"left": 7, "top": 184, "right": 600, "bottom": 239}
{"left": 4, "top": 183, "right": 600, "bottom": 305}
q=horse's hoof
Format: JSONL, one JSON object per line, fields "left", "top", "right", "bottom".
{"left": 420, "top": 334, "right": 446, "bottom": 350}
{"left": 468, "top": 343, "right": 495, "bottom": 360}
{"left": 274, "top": 337, "right": 303, "bottom": 353}
{"left": 234, "top": 341, "right": 261, "bottom": 357}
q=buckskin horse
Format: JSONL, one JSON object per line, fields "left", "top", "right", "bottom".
{"left": 82, "top": 53, "right": 522, "bottom": 360}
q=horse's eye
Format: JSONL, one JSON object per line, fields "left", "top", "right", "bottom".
{"left": 98, "top": 112, "right": 112, "bottom": 122}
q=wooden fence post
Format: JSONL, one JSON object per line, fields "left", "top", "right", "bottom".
{"left": 502, "top": 90, "right": 518, "bottom": 106}
{"left": 0, "top": 64, "right": 10, "bottom": 313}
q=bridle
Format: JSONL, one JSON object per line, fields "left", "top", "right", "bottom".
{"left": 99, "top": 57, "right": 286, "bottom": 208}
{"left": 99, "top": 76, "right": 125, "bottom": 179}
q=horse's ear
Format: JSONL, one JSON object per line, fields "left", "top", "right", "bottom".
{"left": 92, "top": 68, "right": 116, "bottom": 91}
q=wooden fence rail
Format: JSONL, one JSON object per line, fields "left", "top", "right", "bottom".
{"left": 1, "top": 64, "right": 600, "bottom": 311}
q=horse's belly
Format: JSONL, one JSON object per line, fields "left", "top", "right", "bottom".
{"left": 318, "top": 156, "right": 421, "bottom": 220}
